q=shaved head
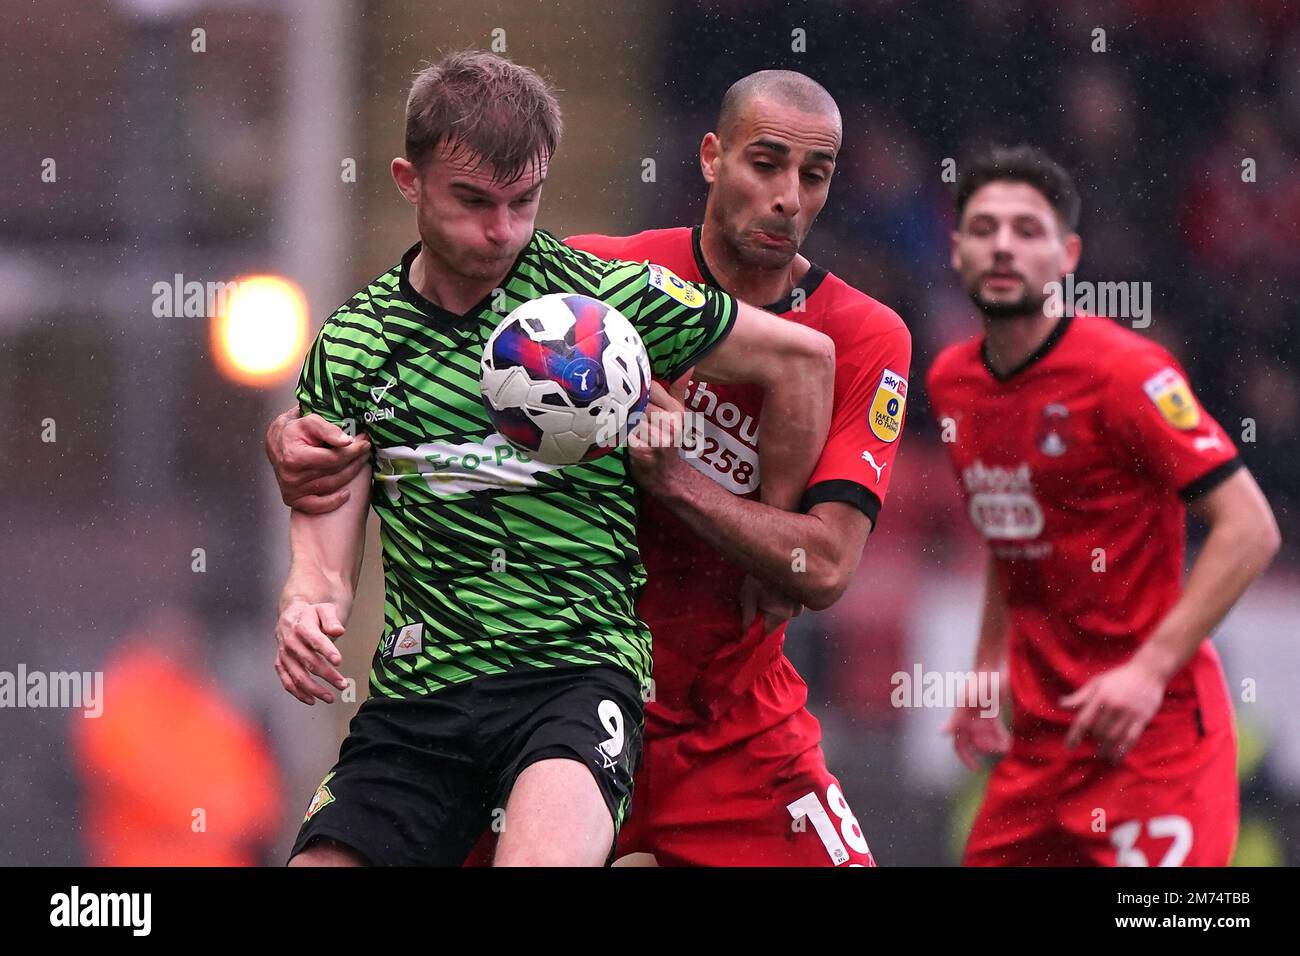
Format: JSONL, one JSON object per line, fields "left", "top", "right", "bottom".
{"left": 699, "top": 71, "right": 842, "bottom": 277}
{"left": 716, "top": 70, "right": 841, "bottom": 141}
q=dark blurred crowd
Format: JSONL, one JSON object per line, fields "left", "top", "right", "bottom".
{"left": 656, "top": 0, "right": 1299, "bottom": 561}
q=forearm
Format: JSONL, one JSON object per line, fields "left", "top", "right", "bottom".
{"left": 1134, "top": 517, "right": 1277, "bottom": 681}
{"left": 280, "top": 548, "right": 358, "bottom": 621}
{"left": 279, "top": 467, "right": 371, "bottom": 619}
{"left": 652, "top": 461, "right": 841, "bottom": 607}
{"left": 973, "top": 556, "right": 1009, "bottom": 671}
{"left": 754, "top": 372, "right": 832, "bottom": 511}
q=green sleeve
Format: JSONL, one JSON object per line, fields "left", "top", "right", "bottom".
{"left": 599, "top": 260, "right": 737, "bottom": 381}
{"left": 294, "top": 328, "right": 355, "bottom": 430}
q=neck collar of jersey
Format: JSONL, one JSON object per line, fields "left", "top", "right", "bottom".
{"left": 399, "top": 236, "right": 533, "bottom": 323}
{"left": 691, "top": 225, "right": 828, "bottom": 314}
{"left": 981, "top": 313, "right": 1074, "bottom": 382}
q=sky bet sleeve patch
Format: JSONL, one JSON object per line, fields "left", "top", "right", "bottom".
{"left": 869, "top": 367, "right": 907, "bottom": 442}
{"left": 1142, "top": 366, "right": 1201, "bottom": 430}
{"left": 646, "top": 262, "right": 706, "bottom": 309}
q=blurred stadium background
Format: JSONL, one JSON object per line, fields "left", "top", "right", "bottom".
{"left": 1, "top": 0, "right": 1296, "bottom": 865}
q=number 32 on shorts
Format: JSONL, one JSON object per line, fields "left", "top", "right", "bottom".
{"left": 787, "top": 785, "right": 871, "bottom": 866}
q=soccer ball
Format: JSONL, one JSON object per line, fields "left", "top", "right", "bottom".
{"left": 480, "top": 293, "right": 652, "bottom": 465}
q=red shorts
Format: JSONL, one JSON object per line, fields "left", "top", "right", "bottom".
{"left": 964, "top": 715, "right": 1238, "bottom": 867}
{"left": 614, "top": 655, "right": 876, "bottom": 867}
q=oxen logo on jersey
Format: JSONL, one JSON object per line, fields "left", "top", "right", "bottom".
{"left": 365, "top": 376, "right": 398, "bottom": 423}
{"left": 646, "top": 262, "right": 705, "bottom": 309}
{"left": 1142, "top": 367, "right": 1200, "bottom": 430}
{"left": 869, "top": 368, "right": 907, "bottom": 443}
{"left": 1037, "top": 403, "right": 1070, "bottom": 457}
{"left": 962, "top": 460, "right": 1044, "bottom": 540}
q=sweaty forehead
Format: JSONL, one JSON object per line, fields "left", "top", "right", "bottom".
{"left": 731, "top": 98, "right": 841, "bottom": 158}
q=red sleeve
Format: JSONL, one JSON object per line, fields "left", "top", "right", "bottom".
{"left": 801, "top": 322, "right": 912, "bottom": 524}
{"left": 563, "top": 233, "right": 631, "bottom": 260}
{"left": 1104, "top": 347, "right": 1241, "bottom": 499}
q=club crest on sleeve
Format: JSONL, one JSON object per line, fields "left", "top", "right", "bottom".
{"left": 646, "top": 262, "right": 705, "bottom": 309}
{"left": 869, "top": 368, "right": 908, "bottom": 443}
{"left": 1142, "top": 367, "right": 1200, "bottom": 430}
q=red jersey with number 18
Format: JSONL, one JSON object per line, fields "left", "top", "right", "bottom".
{"left": 926, "top": 314, "right": 1240, "bottom": 755}
{"left": 565, "top": 226, "right": 911, "bottom": 720}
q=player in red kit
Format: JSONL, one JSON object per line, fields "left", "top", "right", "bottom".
{"left": 576, "top": 227, "right": 904, "bottom": 867}
{"left": 266, "top": 71, "right": 909, "bottom": 866}
{"left": 927, "top": 146, "right": 1281, "bottom": 866}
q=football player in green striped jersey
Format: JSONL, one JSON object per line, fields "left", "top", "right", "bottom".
{"left": 279, "top": 51, "right": 834, "bottom": 867}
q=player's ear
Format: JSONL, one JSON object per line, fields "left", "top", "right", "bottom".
{"left": 1062, "top": 231, "right": 1082, "bottom": 275}
{"left": 949, "top": 230, "right": 962, "bottom": 271}
{"left": 700, "top": 133, "right": 721, "bottom": 184}
{"left": 391, "top": 157, "right": 421, "bottom": 205}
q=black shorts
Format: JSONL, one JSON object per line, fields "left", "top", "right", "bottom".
{"left": 289, "top": 664, "right": 644, "bottom": 866}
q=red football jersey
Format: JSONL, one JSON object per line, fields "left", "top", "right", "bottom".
{"left": 565, "top": 226, "right": 911, "bottom": 719}
{"left": 926, "top": 314, "right": 1240, "bottom": 752}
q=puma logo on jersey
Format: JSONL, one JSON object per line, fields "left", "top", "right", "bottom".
{"left": 861, "top": 449, "right": 886, "bottom": 484}
{"left": 1194, "top": 434, "right": 1224, "bottom": 453}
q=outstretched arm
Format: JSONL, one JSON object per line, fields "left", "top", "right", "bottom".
{"left": 635, "top": 316, "right": 909, "bottom": 611}
{"left": 273, "top": 464, "right": 372, "bottom": 705}
{"left": 943, "top": 554, "right": 1013, "bottom": 771}
{"left": 632, "top": 438, "right": 870, "bottom": 610}
{"left": 1062, "top": 468, "right": 1280, "bottom": 758}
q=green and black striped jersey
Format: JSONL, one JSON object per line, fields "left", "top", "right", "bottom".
{"left": 295, "top": 230, "right": 737, "bottom": 699}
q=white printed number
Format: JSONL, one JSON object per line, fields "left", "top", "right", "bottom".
{"left": 787, "top": 784, "right": 870, "bottom": 865}
{"left": 1109, "top": 815, "right": 1194, "bottom": 867}
{"left": 594, "top": 699, "right": 624, "bottom": 769}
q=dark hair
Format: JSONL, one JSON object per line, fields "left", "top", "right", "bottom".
{"left": 955, "top": 145, "right": 1081, "bottom": 231}
{"left": 405, "top": 50, "right": 562, "bottom": 183}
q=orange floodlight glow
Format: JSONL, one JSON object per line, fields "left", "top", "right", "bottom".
{"left": 211, "top": 274, "right": 309, "bottom": 387}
